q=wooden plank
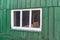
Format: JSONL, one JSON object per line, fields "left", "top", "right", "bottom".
{"left": 6, "top": 0, "right": 10, "bottom": 9}
{"left": 6, "top": 10, "right": 11, "bottom": 33}
{"left": 54, "top": 7, "right": 60, "bottom": 40}
{"left": 53, "top": 0, "right": 58, "bottom": 6}
{"left": 49, "top": 7, "right": 54, "bottom": 40}
{"left": 41, "top": 0, "right": 46, "bottom": 7}
{"left": 18, "top": 0, "right": 22, "bottom": 8}
{"left": 35, "top": 0, "right": 41, "bottom": 7}
{"left": 47, "top": 0, "right": 52, "bottom": 6}
{"left": 0, "top": 0, "right": 1, "bottom": 9}
{"left": 0, "top": 0, "right": 4, "bottom": 9}
{"left": 10, "top": 0, "right": 14, "bottom": 9}
{"left": 42, "top": 8, "right": 49, "bottom": 40}
{"left": 33, "top": 32, "right": 41, "bottom": 40}
{"left": 2, "top": 9, "right": 7, "bottom": 32}
{"left": 31, "top": 0, "right": 36, "bottom": 8}
{"left": 25, "top": 0, "right": 30, "bottom": 8}
{"left": 58, "top": 0, "right": 60, "bottom": 6}
{"left": 0, "top": 10, "right": 2, "bottom": 33}
{"left": 38, "top": 32, "right": 42, "bottom": 40}
{"left": 21, "top": 0, "right": 26, "bottom": 8}
{"left": 3, "top": 0, "right": 7, "bottom": 9}
{"left": 13, "top": 0, "right": 18, "bottom": 9}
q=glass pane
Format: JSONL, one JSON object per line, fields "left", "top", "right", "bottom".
{"left": 31, "top": 10, "right": 40, "bottom": 28}
{"left": 14, "top": 11, "right": 20, "bottom": 26}
{"left": 22, "top": 11, "right": 29, "bottom": 27}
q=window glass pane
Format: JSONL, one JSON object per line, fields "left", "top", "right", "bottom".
{"left": 31, "top": 10, "right": 40, "bottom": 28}
{"left": 14, "top": 11, "right": 20, "bottom": 26}
{"left": 22, "top": 11, "right": 29, "bottom": 27}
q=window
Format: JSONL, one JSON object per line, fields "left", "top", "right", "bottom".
{"left": 11, "top": 8, "right": 42, "bottom": 31}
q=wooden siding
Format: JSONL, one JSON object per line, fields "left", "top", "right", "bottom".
{"left": 0, "top": 0, "right": 60, "bottom": 40}
{"left": 0, "top": 0, "right": 60, "bottom": 9}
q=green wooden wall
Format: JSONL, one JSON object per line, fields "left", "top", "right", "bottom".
{"left": 0, "top": 0, "right": 60, "bottom": 40}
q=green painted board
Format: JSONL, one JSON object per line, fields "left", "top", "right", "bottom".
{"left": 53, "top": 0, "right": 58, "bottom": 6}
{"left": 18, "top": 0, "right": 22, "bottom": 8}
{"left": 31, "top": 0, "right": 36, "bottom": 7}
{"left": 35, "top": 0, "right": 41, "bottom": 7}
{"left": 42, "top": 8, "right": 49, "bottom": 40}
{"left": 41, "top": 0, "right": 46, "bottom": 7}
{"left": 0, "top": 10, "right": 2, "bottom": 33}
{"left": 21, "top": 0, "right": 26, "bottom": 8}
{"left": 54, "top": 7, "right": 60, "bottom": 40}
{"left": 3, "top": 0, "right": 7, "bottom": 9}
{"left": 10, "top": 0, "right": 14, "bottom": 9}
{"left": 47, "top": 0, "right": 53, "bottom": 6}
{"left": 6, "top": 0, "right": 10, "bottom": 9}
{"left": 49, "top": 7, "right": 54, "bottom": 40}
{"left": 2, "top": 9, "right": 7, "bottom": 33}
{"left": 0, "top": 0, "right": 4, "bottom": 9}
{"left": 25, "top": 0, "right": 30, "bottom": 8}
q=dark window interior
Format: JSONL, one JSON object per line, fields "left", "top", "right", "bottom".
{"left": 22, "top": 11, "right": 29, "bottom": 27}
{"left": 31, "top": 10, "right": 40, "bottom": 28}
{"left": 14, "top": 11, "right": 20, "bottom": 26}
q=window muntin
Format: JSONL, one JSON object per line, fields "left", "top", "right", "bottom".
{"left": 11, "top": 8, "right": 42, "bottom": 31}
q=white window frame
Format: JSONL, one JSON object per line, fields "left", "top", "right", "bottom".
{"left": 11, "top": 8, "right": 42, "bottom": 32}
